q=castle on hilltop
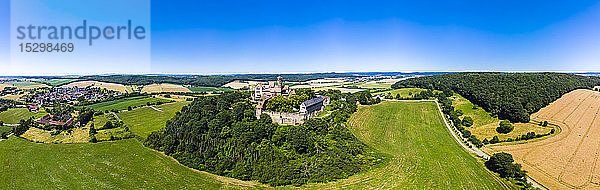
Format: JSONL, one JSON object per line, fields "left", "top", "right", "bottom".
{"left": 253, "top": 76, "right": 329, "bottom": 125}
{"left": 252, "top": 76, "right": 294, "bottom": 101}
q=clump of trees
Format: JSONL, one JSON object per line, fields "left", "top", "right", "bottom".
{"left": 144, "top": 91, "right": 383, "bottom": 186}
{"left": 485, "top": 152, "right": 527, "bottom": 182}
{"left": 484, "top": 129, "right": 555, "bottom": 145}
{"left": 462, "top": 116, "right": 473, "bottom": 127}
{"left": 355, "top": 91, "right": 381, "bottom": 105}
{"left": 264, "top": 89, "right": 316, "bottom": 112}
{"left": 78, "top": 108, "right": 95, "bottom": 126}
{"left": 435, "top": 90, "right": 484, "bottom": 148}
{"left": 496, "top": 120, "right": 514, "bottom": 134}
{"left": 393, "top": 72, "right": 600, "bottom": 122}
{"left": 12, "top": 118, "right": 35, "bottom": 136}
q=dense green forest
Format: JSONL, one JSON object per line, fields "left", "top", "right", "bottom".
{"left": 83, "top": 73, "right": 354, "bottom": 87}
{"left": 392, "top": 73, "right": 600, "bottom": 122}
{"left": 144, "top": 90, "right": 384, "bottom": 186}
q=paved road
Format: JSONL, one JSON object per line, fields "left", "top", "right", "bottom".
{"left": 384, "top": 99, "right": 547, "bottom": 190}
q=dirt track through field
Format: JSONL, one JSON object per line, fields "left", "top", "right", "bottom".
{"left": 485, "top": 89, "right": 600, "bottom": 189}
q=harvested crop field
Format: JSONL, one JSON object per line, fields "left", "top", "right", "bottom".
{"left": 63, "top": 81, "right": 128, "bottom": 93}
{"left": 222, "top": 80, "right": 251, "bottom": 89}
{"left": 485, "top": 89, "right": 600, "bottom": 189}
{"left": 141, "top": 84, "right": 191, "bottom": 93}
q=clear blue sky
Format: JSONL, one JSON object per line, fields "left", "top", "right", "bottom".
{"left": 3, "top": 0, "right": 600, "bottom": 75}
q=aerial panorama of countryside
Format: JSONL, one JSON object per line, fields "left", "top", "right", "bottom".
{"left": 2, "top": 1, "right": 600, "bottom": 190}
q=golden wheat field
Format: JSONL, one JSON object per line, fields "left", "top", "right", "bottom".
{"left": 485, "top": 89, "right": 600, "bottom": 189}
{"left": 63, "top": 81, "right": 129, "bottom": 93}
{"left": 141, "top": 83, "right": 192, "bottom": 93}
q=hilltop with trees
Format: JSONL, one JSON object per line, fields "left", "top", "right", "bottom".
{"left": 392, "top": 72, "right": 600, "bottom": 122}
{"left": 144, "top": 91, "right": 384, "bottom": 186}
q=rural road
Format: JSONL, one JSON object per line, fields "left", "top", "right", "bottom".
{"left": 0, "top": 133, "right": 13, "bottom": 142}
{"left": 149, "top": 106, "right": 163, "bottom": 112}
{"left": 384, "top": 99, "right": 547, "bottom": 190}
{"left": 432, "top": 100, "right": 547, "bottom": 190}
{"left": 111, "top": 112, "right": 121, "bottom": 121}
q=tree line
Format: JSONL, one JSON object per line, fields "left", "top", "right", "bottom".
{"left": 393, "top": 72, "right": 600, "bottom": 122}
{"left": 82, "top": 73, "right": 355, "bottom": 87}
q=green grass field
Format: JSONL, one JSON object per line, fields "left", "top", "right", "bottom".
{"left": 452, "top": 94, "right": 553, "bottom": 141}
{"left": 188, "top": 86, "right": 236, "bottom": 92}
{"left": 0, "top": 108, "right": 48, "bottom": 124}
{"left": 0, "top": 137, "right": 265, "bottom": 189}
{"left": 86, "top": 96, "right": 172, "bottom": 111}
{"left": 44, "top": 79, "right": 79, "bottom": 86}
{"left": 0, "top": 81, "right": 41, "bottom": 86}
{"left": 0, "top": 126, "right": 11, "bottom": 134}
{"left": 304, "top": 101, "right": 508, "bottom": 189}
{"left": 117, "top": 101, "right": 191, "bottom": 138}
{"left": 375, "top": 88, "right": 439, "bottom": 98}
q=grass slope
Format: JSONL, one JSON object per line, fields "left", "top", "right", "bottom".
{"left": 0, "top": 108, "right": 48, "bottom": 124}
{"left": 0, "top": 126, "right": 11, "bottom": 134}
{"left": 117, "top": 101, "right": 190, "bottom": 138}
{"left": 305, "top": 101, "right": 507, "bottom": 189}
{"left": 0, "top": 137, "right": 264, "bottom": 189}
{"left": 87, "top": 96, "right": 171, "bottom": 111}
{"left": 452, "top": 94, "right": 553, "bottom": 141}
{"left": 375, "top": 88, "right": 440, "bottom": 98}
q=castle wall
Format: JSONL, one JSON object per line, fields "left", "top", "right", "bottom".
{"left": 259, "top": 110, "right": 308, "bottom": 125}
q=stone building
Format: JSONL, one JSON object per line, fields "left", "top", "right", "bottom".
{"left": 256, "top": 96, "right": 330, "bottom": 125}
{"left": 252, "top": 76, "right": 330, "bottom": 125}
{"left": 253, "top": 76, "right": 294, "bottom": 101}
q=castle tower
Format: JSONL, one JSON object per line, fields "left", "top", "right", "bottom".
{"left": 277, "top": 76, "right": 283, "bottom": 88}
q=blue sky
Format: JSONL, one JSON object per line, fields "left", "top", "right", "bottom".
{"left": 3, "top": 0, "right": 600, "bottom": 75}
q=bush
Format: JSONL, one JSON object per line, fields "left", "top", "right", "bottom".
{"left": 462, "top": 116, "right": 473, "bottom": 127}
{"left": 496, "top": 120, "right": 514, "bottom": 134}
{"left": 89, "top": 135, "right": 97, "bottom": 143}
{"left": 485, "top": 152, "right": 526, "bottom": 181}
{"left": 490, "top": 136, "right": 500, "bottom": 144}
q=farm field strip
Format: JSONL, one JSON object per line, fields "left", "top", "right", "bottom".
{"left": 0, "top": 108, "right": 48, "bottom": 124}
{"left": 86, "top": 96, "right": 170, "bottom": 111}
{"left": 117, "top": 101, "right": 190, "bottom": 138}
{"left": 486, "top": 89, "right": 600, "bottom": 189}
{"left": 303, "top": 101, "right": 507, "bottom": 189}
{"left": 141, "top": 84, "right": 191, "bottom": 93}
{"left": 63, "top": 81, "right": 129, "bottom": 93}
